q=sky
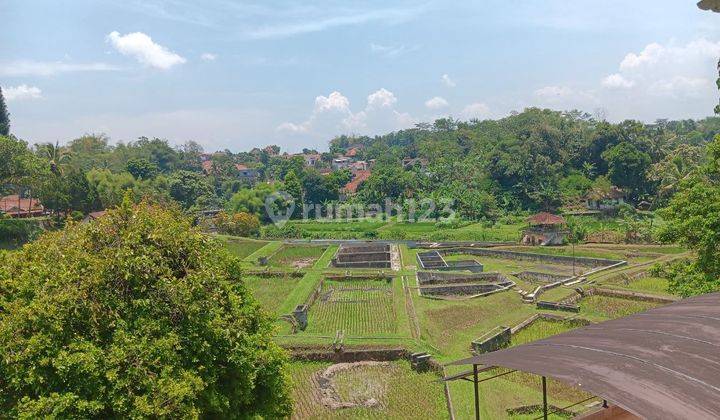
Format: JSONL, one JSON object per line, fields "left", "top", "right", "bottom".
{"left": 2, "top": 0, "right": 720, "bottom": 153}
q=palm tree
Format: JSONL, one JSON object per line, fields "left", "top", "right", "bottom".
{"left": 38, "top": 141, "right": 72, "bottom": 174}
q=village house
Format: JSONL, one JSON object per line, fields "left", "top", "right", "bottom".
{"left": 0, "top": 194, "right": 44, "bottom": 218}
{"left": 332, "top": 157, "right": 352, "bottom": 170}
{"left": 301, "top": 153, "right": 321, "bottom": 167}
{"left": 585, "top": 186, "right": 625, "bottom": 212}
{"left": 201, "top": 161, "right": 259, "bottom": 184}
{"left": 340, "top": 170, "right": 372, "bottom": 200}
{"left": 521, "top": 212, "right": 569, "bottom": 246}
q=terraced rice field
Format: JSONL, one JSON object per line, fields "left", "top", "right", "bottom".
{"left": 222, "top": 238, "right": 268, "bottom": 259}
{"left": 243, "top": 275, "right": 301, "bottom": 315}
{"left": 288, "top": 361, "right": 448, "bottom": 419}
{"left": 580, "top": 295, "right": 660, "bottom": 319}
{"left": 268, "top": 244, "right": 327, "bottom": 268}
{"left": 511, "top": 318, "right": 587, "bottom": 347}
{"left": 306, "top": 279, "right": 396, "bottom": 335}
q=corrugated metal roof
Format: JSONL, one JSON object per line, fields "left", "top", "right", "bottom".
{"left": 446, "top": 292, "right": 720, "bottom": 419}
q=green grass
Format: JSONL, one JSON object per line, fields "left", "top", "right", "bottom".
{"left": 221, "top": 237, "right": 269, "bottom": 259}
{"left": 305, "top": 279, "right": 397, "bottom": 336}
{"left": 603, "top": 276, "right": 672, "bottom": 296}
{"left": 268, "top": 244, "right": 327, "bottom": 268}
{"left": 581, "top": 295, "right": 660, "bottom": 319}
{"left": 511, "top": 319, "right": 584, "bottom": 346}
{"left": 288, "top": 360, "right": 448, "bottom": 419}
{"left": 413, "top": 289, "right": 535, "bottom": 359}
{"left": 244, "top": 275, "right": 301, "bottom": 315}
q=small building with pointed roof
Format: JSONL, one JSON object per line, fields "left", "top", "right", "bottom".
{"left": 521, "top": 212, "right": 568, "bottom": 246}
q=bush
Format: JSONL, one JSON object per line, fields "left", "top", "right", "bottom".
{"left": 0, "top": 217, "right": 42, "bottom": 247}
{"left": 214, "top": 211, "right": 261, "bottom": 237}
{"left": 0, "top": 200, "right": 291, "bottom": 418}
{"left": 261, "top": 223, "right": 303, "bottom": 239}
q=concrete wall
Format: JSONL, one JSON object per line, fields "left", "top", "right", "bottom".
{"left": 335, "top": 251, "right": 391, "bottom": 263}
{"left": 420, "top": 283, "right": 510, "bottom": 296}
{"left": 515, "top": 271, "right": 570, "bottom": 283}
{"left": 438, "top": 247, "right": 623, "bottom": 268}
{"left": 417, "top": 271, "right": 508, "bottom": 285}
{"left": 332, "top": 260, "right": 391, "bottom": 268}
{"left": 471, "top": 326, "right": 511, "bottom": 354}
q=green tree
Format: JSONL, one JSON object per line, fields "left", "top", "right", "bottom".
{"left": 283, "top": 170, "right": 303, "bottom": 217}
{"left": 0, "top": 87, "right": 9, "bottom": 136}
{"left": 37, "top": 141, "right": 72, "bottom": 174}
{"left": 0, "top": 200, "right": 291, "bottom": 417}
{"left": 658, "top": 136, "right": 720, "bottom": 296}
{"left": 167, "top": 170, "right": 214, "bottom": 209}
{"left": 126, "top": 157, "right": 159, "bottom": 180}
{"left": 602, "top": 141, "right": 652, "bottom": 200}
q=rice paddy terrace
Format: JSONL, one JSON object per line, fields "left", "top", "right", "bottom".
{"left": 219, "top": 234, "right": 686, "bottom": 419}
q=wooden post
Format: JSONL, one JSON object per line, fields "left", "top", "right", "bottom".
{"left": 473, "top": 364, "right": 480, "bottom": 420}
{"left": 542, "top": 376, "right": 548, "bottom": 420}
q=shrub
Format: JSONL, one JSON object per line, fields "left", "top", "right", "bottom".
{"left": 214, "top": 211, "right": 261, "bottom": 237}
{"left": 0, "top": 200, "right": 291, "bottom": 418}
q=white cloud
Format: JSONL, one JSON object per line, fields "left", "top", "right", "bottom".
{"left": 278, "top": 88, "right": 414, "bottom": 137}
{"left": 0, "top": 60, "right": 119, "bottom": 76}
{"left": 367, "top": 88, "right": 397, "bottom": 109}
{"left": 461, "top": 102, "right": 490, "bottom": 120}
{"left": 606, "top": 38, "right": 720, "bottom": 100}
{"left": 601, "top": 73, "right": 635, "bottom": 89}
{"left": 107, "top": 31, "right": 186, "bottom": 69}
{"left": 651, "top": 76, "right": 712, "bottom": 99}
{"left": 3, "top": 85, "right": 42, "bottom": 101}
{"left": 424, "top": 96, "right": 449, "bottom": 109}
{"left": 441, "top": 74, "right": 456, "bottom": 87}
{"left": 246, "top": 7, "right": 423, "bottom": 39}
{"left": 200, "top": 52, "right": 217, "bottom": 61}
{"left": 314, "top": 91, "right": 351, "bottom": 113}
{"left": 370, "top": 43, "right": 418, "bottom": 57}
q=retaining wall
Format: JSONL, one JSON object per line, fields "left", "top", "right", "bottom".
{"left": 417, "top": 271, "right": 508, "bottom": 285}
{"left": 515, "top": 271, "right": 570, "bottom": 283}
{"left": 438, "top": 247, "right": 623, "bottom": 268}
{"left": 471, "top": 326, "right": 511, "bottom": 354}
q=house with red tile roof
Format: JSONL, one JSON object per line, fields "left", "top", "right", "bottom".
{"left": 0, "top": 195, "right": 44, "bottom": 218}
{"left": 521, "top": 212, "right": 568, "bottom": 246}
{"left": 342, "top": 170, "right": 371, "bottom": 195}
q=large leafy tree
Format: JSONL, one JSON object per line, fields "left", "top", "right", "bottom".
{"left": 0, "top": 200, "right": 291, "bottom": 417}
{"left": 0, "top": 87, "right": 9, "bottom": 136}
{"left": 167, "top": 170, "right": 214, "bottom": 209}
{"left": 602, "top": 141, "right": 652, "bottom": 200}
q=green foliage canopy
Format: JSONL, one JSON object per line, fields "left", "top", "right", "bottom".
{"left": 0, "top": 200, "right": 291, "bottom": 417}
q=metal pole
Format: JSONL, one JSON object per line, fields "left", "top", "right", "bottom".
{"left": 473, "top": 364, "right": 480, "bottom": 420}
{"left": 572, "top": 242, "right": 576, "bottom": 276}
{"left": 542, "top": 376, "right": 548, "bottom": 420}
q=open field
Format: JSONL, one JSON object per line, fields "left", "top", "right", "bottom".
{"left": 220, "top": 236, "right": 269, "bottom": 259}
{"left": 220, "top": 238, "right": 680, "bottom": 419}
{"left": 580, "top": 295, "right": 660, "bottom": 319}
{"left": 306, "top": 279, "right": 397, "bottom": 335}
{"left": 268, "top": 244, "right": 328, "bottom": 268}
{"left": 244, "top": 275, "right": 302, "bottom": 315}
{"left": 289, "top": 360, "right": 448, "bottom": 419}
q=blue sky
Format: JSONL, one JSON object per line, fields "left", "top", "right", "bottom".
{"left": 2, "top": 0, "right": 720, "bottom": 152}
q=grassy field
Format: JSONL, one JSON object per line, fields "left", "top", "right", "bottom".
{"left": 217, "top": 237, "right": 676, "bottom": 419}
{"left": 306, "top": 279, "right": 397, "bottom": 336}
{"left": 244, "top": 274, "right": 302, "bottom": 315}
{"left": 580, "top": 295, "right": 660, "bottom": 319}
{"left": 220, "top": 237, "right": 269, "bottom": 259}
{"left": 268, "top": 244, "right": 328, "bottom": 268}
{"left": 288, "top": 360, "right": 449, "bottom": 419}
